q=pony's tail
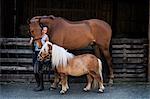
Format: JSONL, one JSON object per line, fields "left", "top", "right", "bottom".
{"left": 98, "top": 59, "right": 103, "bottom": 83}
{"left": 92, "top": 59, "right": 103, "bottom": 89}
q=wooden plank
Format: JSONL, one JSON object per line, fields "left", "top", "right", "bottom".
{"left": 0, "top": 38, "right": 30, "bottom": 42}
{"left": 113, "top": 68, "right": 145, "bottom": 73}
{"left": 0, "top": 74, "right": 34, "bottom": 82}
{"left": 0, "top": 74, "right": 52, "bottom": 82}
{"left": 0, "top": 58, "right": 32, "bottom": 63}
{"left": 114, "top": 78, "right": 146, "bottom": 82}
{"left": 1, "top": 42, "right": 30, "bottom": 46}
{"left": 0, "top": 66, "right": 33, "bottom": 71}
{"left": 112, "top": 58, "right": 145, "bottom": 64}
{"left": 112, "top": 49, "right": 145, "bottom": 54}
{"left": 112, "top": 38, "right": 148, "bottom": 44}
{"left": 0, "top": 65, "right": 51, "bottom": 71}
{"left": 112, "top": 54, "right": 144, "bottom": 58}
{"left": 112, "top": 44, "right": 145, "bottom": 49}
{"left": 0, "top": 49, "right": 32, "bottom": 54}
{"left": 113, "top": 64, "right": 146, "bottom": 69}
{"left": 114, "top": 73, "right": 146, "bottom": 78}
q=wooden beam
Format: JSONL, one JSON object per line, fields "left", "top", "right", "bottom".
{"left": 0, "top": 58, "right": 32, "bottom": 63}
{"left": 0, "top": 0, "right": 1, "bottom": 35}
{"left": 0, "top": 49, "right": 32, "bottom": 54}
{"left": 148, "top": 0, "right": 150, "bottom": 82}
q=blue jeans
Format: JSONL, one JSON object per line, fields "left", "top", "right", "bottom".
{"left": 33, "top": 51, "right": 43, "bottom": 74}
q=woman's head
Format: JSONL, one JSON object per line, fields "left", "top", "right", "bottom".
{"left": 42, "top": 26, "right": 48, "bottom": 34}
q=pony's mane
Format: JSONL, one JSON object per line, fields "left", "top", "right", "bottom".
{"left": 40, "top": 42, "right": 52, "bottom": 53}
{"left": 52, "top": 44, "right": 74, "bottom": 67}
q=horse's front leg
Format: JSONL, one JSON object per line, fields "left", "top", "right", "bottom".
{"left": 60, "top": 74, "right": 68, "bottom": 94}
{"left": 84, "top": 74, "right": 93, "bottom": 91}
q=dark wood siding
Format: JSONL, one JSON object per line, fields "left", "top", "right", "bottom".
{"left": 0, "top": 38, "right": 148, "bottom": 82}
{"left": 112, "top": 0, "right": 149, "bottom": 38}
{"left": 1, "top": 0, "right": 15, "bottom": 37}
{"left": 1, "top": 0, "right": 148, "bottom": 38}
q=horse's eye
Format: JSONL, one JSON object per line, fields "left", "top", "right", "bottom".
{"left": 31, "top": 30, "right": 34, "bottom": 33}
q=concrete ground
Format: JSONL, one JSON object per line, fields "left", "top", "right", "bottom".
{"left": 0, "top": 82, "right": 150, "bottom": 99}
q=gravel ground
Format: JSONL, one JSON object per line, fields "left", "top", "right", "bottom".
{"left": 0, "top": 82, "right": 150, "bottom": 99}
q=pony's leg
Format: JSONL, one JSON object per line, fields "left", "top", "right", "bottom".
{"left": 99, "top": 69, "right": 105, "bottom": 92}
{"left": 65, "top": 76, "right": 69, "bottom": 90}
{"left": 83, "top": 74, "right": 93, "bottom": 91}
{"left": 50, "top": 72, "right": 60, "bottom": 89}
{"left": 101, "top": 48, "right": 114, "bottom": 85}
{"left": 90, "top": 71, "right": 104, "bottom": 93}
{"left": 60, "top": 74, "right": 68, "bottom": 94}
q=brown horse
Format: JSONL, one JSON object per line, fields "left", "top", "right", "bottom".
{"left": 29, "top": 15, "right": 114, "bottom": 84}
{"left": 38, "top": 41, "right": 105, "bottom": 94}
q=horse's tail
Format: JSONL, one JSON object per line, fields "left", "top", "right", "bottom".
{"left": 92, "top": 58, "right": 103, "bottom": 89}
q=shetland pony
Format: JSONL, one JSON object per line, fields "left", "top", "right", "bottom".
{"left": 38, "top": 42, "right": 104, "bottom": 94}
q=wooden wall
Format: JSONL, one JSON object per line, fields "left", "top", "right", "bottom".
{"left": 148, "top": 0, "right": 150, "bottom": 82}
{"left": 0, "top": 0, "right": 1, "bottom": 36}
{"left": 0, "top": 38, "right": 148, "bottom": 82}
{"left": 1, "top": 0, "right": 148, "bottom": 38}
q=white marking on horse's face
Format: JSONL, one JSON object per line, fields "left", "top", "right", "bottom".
{"left": 38, "top": 42, "right": 52, "bottom": 61}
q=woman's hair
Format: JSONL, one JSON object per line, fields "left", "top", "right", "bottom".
{"left": 40, "top": 24, "right": 48, "bottom": 30}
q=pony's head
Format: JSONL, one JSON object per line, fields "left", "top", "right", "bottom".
{"left": 38, "top": 41, "right": 74, "bottom": 67}
{"left": 38, "top": 42, "right": 53, "bottom": 61}
{"left": 28, "top": 15, "right": 56, "bottom": 48}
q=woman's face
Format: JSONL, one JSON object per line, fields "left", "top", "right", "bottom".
{"left": 42, "top": 27, "right": 48, "bottom": 34}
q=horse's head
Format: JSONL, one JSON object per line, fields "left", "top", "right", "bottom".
{"left": 29, "top": 17, "right": 42, "bottom": 39}
{"left": 38, "top": 41, "right": 53, "bottom": 61}
{"left": 28, "top": 15, "right": 56, "bottom": 48}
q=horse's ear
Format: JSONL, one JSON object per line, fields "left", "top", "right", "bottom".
{"left": 49, "top": 15, "right": 55, "bottom": 20}
{"left": 27, "top": 18, "right": 31, "bottom": 24}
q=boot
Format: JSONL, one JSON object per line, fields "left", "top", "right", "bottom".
{"left": 33, "top": 74, "right": 40, "bottom": 91}
{"left": 34, "top": 73, "right": 44, "bottom": 91}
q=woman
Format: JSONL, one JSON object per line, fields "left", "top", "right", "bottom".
{"left": 29, "top": 26, "right": 49, "bottom": 91}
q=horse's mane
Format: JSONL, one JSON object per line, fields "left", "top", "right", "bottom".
{"left": 52, "top": 44, "right": 74, "bottom": 67}
{"left": 57, "top": 17, "right": 87, "bottom": 24}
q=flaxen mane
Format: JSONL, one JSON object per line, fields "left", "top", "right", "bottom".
{"left": 51, "top": 44, "right": 74, "bottom": 67}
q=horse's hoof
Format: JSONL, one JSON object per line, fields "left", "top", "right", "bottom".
{"left": 83, "top": 88, "right": 90, "bottom": 92}
{"left": 50, "top": 86, "right": 57, "bottom": 90}
{"left": 98, "top": 89, "right": 104, "bottom": 93}
{"left": 60, "top": 90, "right": 66, "bottom": 94}
{"left": 49, "top": 87, "right": 55, "bottom": 90}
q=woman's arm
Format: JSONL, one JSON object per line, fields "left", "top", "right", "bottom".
{"left": 29, "top": 37, "right": 34, "bottom": 45}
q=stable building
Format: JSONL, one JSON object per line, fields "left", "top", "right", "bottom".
{"left": 0, "top": 0, "right": 150, "bottom": 82}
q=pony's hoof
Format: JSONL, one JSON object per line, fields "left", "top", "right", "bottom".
{"left": 101, "top": 86, "right": 105, "bottom": 90}
{"left": 83, "top": 88, "right": 90, "bottom": 92}
{"left": 98, "top": 89, "right": 104, "bottom": 93}
{"left": 66, "top": 87, "right": 69, "bottom": 90}
{"left": 60, "top": 90, "right": 66, "bottom": 94}
{"left": 108, "top": 79, "right": 113, "bottom": 85}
